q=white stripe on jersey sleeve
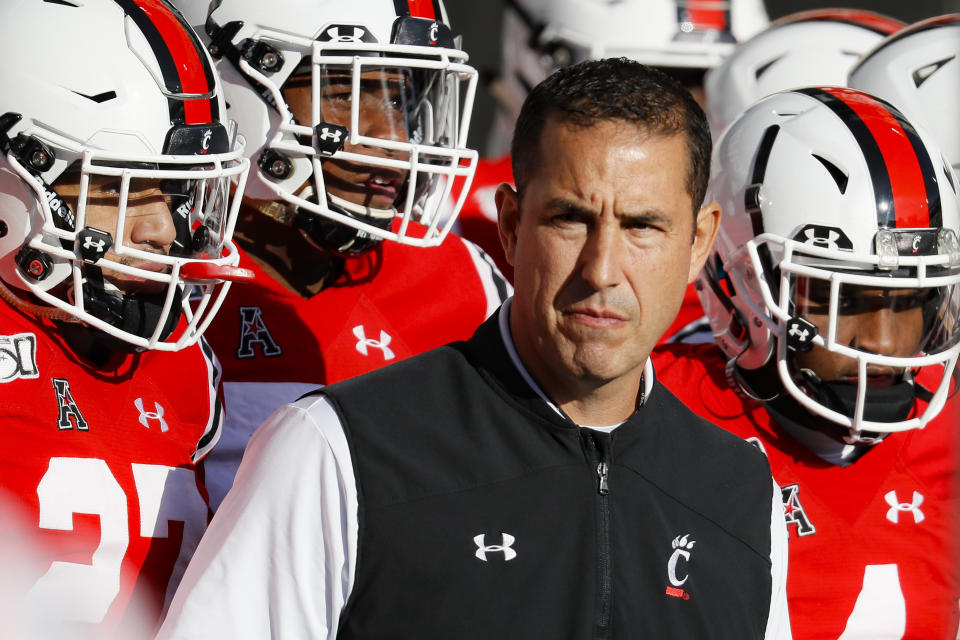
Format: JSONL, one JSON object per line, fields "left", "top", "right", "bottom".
{"left": 766, "top": 478, "right": 793, "bottom": 639}
{"left": 459, "top": 237, "right": 513, "bottom": 318}
{"left": 192, "top": 336, "right": 225, "bottom": 463}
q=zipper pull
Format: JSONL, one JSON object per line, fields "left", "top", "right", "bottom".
{"left": 597, "top": 461, "right": 609, "bottom": 495}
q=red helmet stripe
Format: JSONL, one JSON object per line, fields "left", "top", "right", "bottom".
{"left": 678, "top": 0, "right": 729, "bottom": 32}
{"left": 131, "top": 0, "right": 212, "bottom": 124}
{"left": 405, "top": 0, "right": 438, "bottom": 20}
{"left": 772, "top": 9, "right": 904, "bottom": 35}
{"left": 113, "top": 0, "right": 216, "bottom": 125}
{"left": 821, "top": 88, "right": 931, "bottom": 229}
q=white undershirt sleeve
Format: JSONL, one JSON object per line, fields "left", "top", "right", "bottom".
{"left": 157, "top": 395, "right": 357, "bottom": 640}
{"left": 765, "top": 478, "right": 793, "bottom": 639}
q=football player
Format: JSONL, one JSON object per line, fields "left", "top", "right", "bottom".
{"left": 172, "top": 0, "right": 510, "bottom": 510}
{"left": 653, "top": 86, "right": 960, "bottom": 638}
{"left": 0, "top": 0, "right": 250, "bottom": 636}
{"left": 456, "top": 0, "right": 769, "bottom": 338}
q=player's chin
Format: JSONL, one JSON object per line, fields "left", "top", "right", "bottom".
{"left": 103, "top": 270, "right": 171, "bottom": 297}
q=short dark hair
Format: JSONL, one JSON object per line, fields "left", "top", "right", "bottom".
{"left": 511, "top": 58, "right": 711, "bottom": 216}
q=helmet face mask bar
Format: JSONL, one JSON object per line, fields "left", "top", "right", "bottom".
{"left": 2, "top": 119, "right": 250, "bottom": 351}
{"left": 729, "top": 228, "right": 960, "bottom": 443}
{"left": 0, "top": 0, "right": 251, "bottom": 353}
{"left": 699, "top": 87, "right": 960, "bottom": 444}
{"left": 201, "top": 5, "right": 479, "bottom": 253}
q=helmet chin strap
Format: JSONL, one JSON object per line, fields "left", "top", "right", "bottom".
{"left": 249, "top": 183, "right": 396, "bottom": 256}
{"left": 81, "top": 264, "right": 182, "bottom": 346}
{"left": 729, "top": 350, "right": 918, "bottom": 446}
{"left": 796, "top": 367, "right": 918, "bottom": 427}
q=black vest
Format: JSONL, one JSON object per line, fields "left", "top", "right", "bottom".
{"left": 324, "top": 312, "right": 774, "bottom": 639}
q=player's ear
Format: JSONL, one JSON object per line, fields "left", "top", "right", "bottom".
{"left": 496, "top": 183, "right": 520, "bottom": 266}
{"left": 688, "top": 201, "right": 721, "bottom": 283}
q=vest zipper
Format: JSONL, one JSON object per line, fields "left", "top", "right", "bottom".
{"left": 587, "top": 431, "right": 612, "bottom": 639}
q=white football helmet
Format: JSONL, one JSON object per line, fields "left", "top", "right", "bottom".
{"left": 488, "top": 0, "right": 770, "bottom": 156}
{"left": 849, "top": 14, "right": 960, "bottom": 174}
{"left": 699, "top": 87, "right": 960, "bottom": 443}
{"left": 177, "top": 0, "right": 479, "bottom": 253}
{"left": 704, "top": 9, "right": 903, "bottom": 138}
{"left": 0, "top": 0, "right": 250, "bottom": 351}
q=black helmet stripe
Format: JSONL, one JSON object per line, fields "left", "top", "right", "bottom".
{"left": 798, "top": 87, "right": 941, "bottom": 230}
{"left": 112, "top": 0, "right": 219, "bottom": 125}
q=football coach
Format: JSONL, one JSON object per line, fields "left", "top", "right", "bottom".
{"left": 160, "top": 58, "right": 791, "bottom": 639}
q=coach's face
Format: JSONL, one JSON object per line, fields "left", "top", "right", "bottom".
{"left": 497, "top": 117, "right": 718, "bottom": 415}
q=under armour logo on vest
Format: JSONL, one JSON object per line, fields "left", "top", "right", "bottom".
{"left": 474, "top": 533, "right": 516, "bottom": 562}
{"left": 52, "top": 378, "right": 88, "bottom": 431}
{"left": 353, "top": 325, "right": 395, "bottom": 361}
{"left": 135, "top": 397, "right": 169, "bottom": 433}
{"left": 237, "top": 306, "right": 282, "bottom": 359}
{"left": 885, "top": 490, "right": 924, "bottom": 524}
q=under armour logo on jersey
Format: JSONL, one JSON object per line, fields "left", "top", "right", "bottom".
{"left": 353, "top": 325, "right": 395, "bottom": 361}
{"left": 0, "top": 333, "right": 39, "bottom": 383}
{"left": 474, "top": 533, "right": 517, "bottom": 562}
{"left": 52, "top": 378, "right": 88, "bottom": 431}
{"left": 885, "top": 490, "right": 925, "bottom": 524}
{"left": 793, "top": 224, "right": 854, "bottom": 252}
{"left": 135, "top": 397, "right": 169, "bottom": 433}
{"left": 314, "top": 123, "right": 348, "bottom": 156}
{"left": 781, "top": 484, "right": 816, "bottom": 536}
{"left": 237, "top": 306, "right": 282, "bottom": 359}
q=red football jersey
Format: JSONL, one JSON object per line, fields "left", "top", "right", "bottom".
{"left": 201, "top": 224, "right": 510, "bottom": 509}
{"left": 452, "top": 154, "right": 705, "bottom": 342}
{"left": 453, "top": 153, "right": 515, "bottom": 282}
{"left": 0, "top": 301, "right": 222, "bottom": 638}
{"left": 653, "top": 343, "right": 960, "bottom": 639}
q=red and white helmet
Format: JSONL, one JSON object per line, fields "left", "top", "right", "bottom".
{"left": 704, "top": 9, "right": 903, "bottom": 138}
{"left": 849, "top": 14, "right": 960, "bottom": 174}
{"left": 176, "top": 0, "right": 479, "bottom": 252}
{"left": 0, "top": 0, "right": 250, "bottom": 351}
{"left": 488, "top": 0, "right": 769, "bottom": 156}
{"left": 699, "top": 87, "right": 960, "bottom": 443}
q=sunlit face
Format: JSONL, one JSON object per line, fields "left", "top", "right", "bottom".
{"left": 55, "top": 172, "right": 177, "bottom": 295}
{"left": 282, "top": 67, "right": 411, "bottom": 210}
{"left": 497, "top": 117, "right": 718, "bottom": 408}
{"left": 793, "top": 278, "right": 928, "bottom": 383}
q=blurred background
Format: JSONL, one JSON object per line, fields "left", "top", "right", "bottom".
{"left": 445, "top": 0, "right": 960, "bottom": 150}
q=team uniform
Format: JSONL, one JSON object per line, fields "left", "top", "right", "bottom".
{"left": 654, "top": 342, "right": 960, "bottom": 639}
{"left": 0, "top": 301, "right": 223, "bottom": 638}
{"left": 201, "top": 224, "right": 510, "bottom": 509}
{"left": 159, "top": 302, "right": 790, "bottom": 639}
